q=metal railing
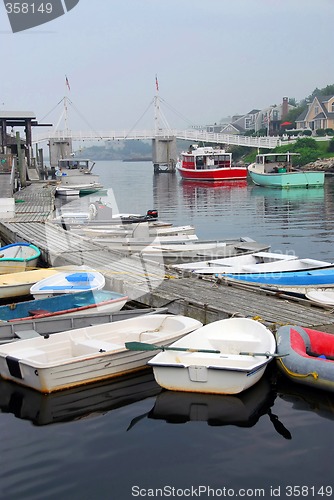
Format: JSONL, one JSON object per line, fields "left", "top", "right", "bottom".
{"left": 33, "top": 128, "right": 283, "bottom": 149}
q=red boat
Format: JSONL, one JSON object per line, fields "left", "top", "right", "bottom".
{"left": 176, "top": 145, "right": 248, "bottom": 181}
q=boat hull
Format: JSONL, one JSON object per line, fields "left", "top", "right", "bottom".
{"left": 177, "top": 165, "right": 247, "bottom": 181}
{"left": 276, "top": 325, "right": 334, "bottom": 392}
{"left": 248, "top": 170, "right": 324, "bottom": 188}
{"left": 0, "top": 314, "right": 202, "bottom": 393}
{"left": 150, "top": 362, "right": 269, "bottom": 395}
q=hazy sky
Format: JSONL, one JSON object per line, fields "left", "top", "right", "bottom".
{"left": 1, "top": 0, "right": 334, "bottom": 134}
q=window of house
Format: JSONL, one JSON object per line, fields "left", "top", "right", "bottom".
{"left": 314, "top": 106, "right": 319, "bottom": 115}
{"left": 331, "top": 102, "right": 334, "bottom": 112}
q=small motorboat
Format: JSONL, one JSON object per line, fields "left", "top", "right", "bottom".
{"left": 276, "top": 325, "right": 334, "bottom": 392}
{"left": 0, "top": 268, "right": 61, "bottom": 300}
{"left": 0, "top": 289, "right": 128, "bottom": 323}
{"left": 0, "top": 314, "right": 202, "bottom": 393}
{"left": 128, "top": 318, "right": 276, "bottom": 395}
{"left": 0, "top": 242, "right": 41, "bottom": 274}
{"left": 30, "top": 267, "right": 106, "bottom": 299}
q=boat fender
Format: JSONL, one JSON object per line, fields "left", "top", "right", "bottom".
{"left": 43, "top": 335, "right": 50, "bottom": 339}
{"left": 88, "top": 203, "right": 97, "bottom": 220}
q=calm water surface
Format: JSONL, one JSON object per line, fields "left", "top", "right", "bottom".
{"left": 1, "top": 161, "right": 334, "bottom": 499}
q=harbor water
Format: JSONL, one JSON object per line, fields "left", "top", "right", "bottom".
{"left": 1, "top": 161, "right": 334, "bottom": 499}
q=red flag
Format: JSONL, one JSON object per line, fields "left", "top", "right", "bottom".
{"left": 65, "top": 75, "right": 71, "bottom": 91}
{"left": 155, "top": 75, "right": 159, "bottom": 92}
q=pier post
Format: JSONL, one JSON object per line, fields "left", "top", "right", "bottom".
{"left": 152, "top": 136, "right": 177, "bottom": 173}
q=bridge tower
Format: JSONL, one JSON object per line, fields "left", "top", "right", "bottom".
{"left": 152, "top": 78, "right": 177, "bottom": 173}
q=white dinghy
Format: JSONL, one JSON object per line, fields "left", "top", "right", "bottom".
{"left": 0, "top": 314, "right": 202, "bottom": 393}
{"left": 30, "top": 267, "right": 106, "bottom": 299}
{"left": 140, "top": 318, "right": 276, "bottom": 395}
{"left": 173, "top": 252, "right": 334, "bottom": 276}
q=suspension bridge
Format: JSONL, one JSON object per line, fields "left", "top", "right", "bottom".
{"left": 31, "top": 94, "right": 285, "bottom": 172}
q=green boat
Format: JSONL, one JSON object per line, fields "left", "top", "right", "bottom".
{"left": 248, "top": 152, "right": 325, "bottom": 188}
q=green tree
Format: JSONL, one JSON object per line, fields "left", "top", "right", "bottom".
{"left": 291, "top": 137, "right": 318, "bottom": 151}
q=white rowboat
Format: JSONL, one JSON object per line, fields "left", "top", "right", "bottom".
{"left": 0, "top": 314, "right": 202, "bottom": 393}
{"left": 147, "top": 318, "right": 276, "bottom": 395}
{"left": 30, "top": 268, "right": 105, "bottom": 299}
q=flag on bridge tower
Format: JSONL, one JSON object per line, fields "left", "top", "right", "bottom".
{"left": 155, "top": 75, "right": 159, "bottom": 92}
{"left": 65, "top": 75, "right": 71, "bottom": 91}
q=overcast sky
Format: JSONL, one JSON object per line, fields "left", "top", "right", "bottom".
{"left": 1, "top": 0, "right": 334, "bottom": 135}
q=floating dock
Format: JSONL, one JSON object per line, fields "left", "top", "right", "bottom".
{"left": 0, "top": 181, "right": 333, "bottom": 333}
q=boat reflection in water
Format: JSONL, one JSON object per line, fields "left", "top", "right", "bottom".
{"left": 0, "top": 371, "right": 161, "bottom": 426}
{"left": 276, "top": 377, "right": 334, "bottom": 423}
{"left": 250, "top": 185, "right": 325, "bottom": 202}
{"left": 180, "top": 179, "right": 249, "bottom": 214}
{"left": 148, "top": 378, "right": 278, "bottom": 426}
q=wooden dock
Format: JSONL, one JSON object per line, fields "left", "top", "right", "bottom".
{"left": 0, "top": 181, "right": 334, "bottom": 333}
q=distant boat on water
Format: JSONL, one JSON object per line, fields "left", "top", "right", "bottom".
{"left": 177, "top": 145, "right": 248, "bottom": 181}
{"left": 248, "top": 152, "right": 325, "bottom": 188}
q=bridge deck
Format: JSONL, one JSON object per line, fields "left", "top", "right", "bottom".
{"left": 0, "top": 182, "right": 333, "bottom": 333}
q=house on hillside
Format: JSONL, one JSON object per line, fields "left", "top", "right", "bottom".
{"left": 295, "top": 95, "right": 334, "bottom": 132}
{"left": 221, "top": 97, "right": 295, "bottom": 136}
{"left": 220, "top": 110, "right": 259, "bottom": 135}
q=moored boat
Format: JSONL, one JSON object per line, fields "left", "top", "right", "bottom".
{"left": 0, "top": 242, "right": 41, "bottom": 274}
{"left": 30, "top": 268, "right": 105, "bottom": 299}
{"left": 177, "top": 145, "right": 247, "bottom": 181}
{"left": 56, "top": 158, "right": 104, "bottom": 194}
{"left": 305, "top": 289, "right": 334, "bottom": 307}
{"left": 248, "top": 152, "right": 325, "bottom": 188}
{"left": 134, "top": 237, "right": 271, "bottom": 264}
{"left": 0, "top": 268, "right": 61, "bottom": 300}
{"left": 139, "top": 318, "right": 276, "bottom": 395}
{"left": 172, "top": 251, "right": 333, "bottom": 275}
{"left": 0, "top": 314, "right": 203, "bottom": 393}
{"left": 0, "top": 306, "right": 168, "bottom": 345}
{"left": 223, "top": 267, "right": 334, "bottom": 295}
{"left": 276, "top": 325, "right": 334, "bottom": 392}
{"left": 0, "top": 289, "right": 128, "bottom": 323}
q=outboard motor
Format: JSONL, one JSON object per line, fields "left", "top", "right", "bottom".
{"left": 146, "top": 209, "right": 158, "bottom": 219}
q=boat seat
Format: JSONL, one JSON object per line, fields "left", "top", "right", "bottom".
{"left": 207, "top": 335, "right": 261, "bottom": 354}
{"left": 72, "top": 339, "right": 122, "bottom": 357}
{"left": 14, "top": 329, "right": 41, "bottom": 339}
